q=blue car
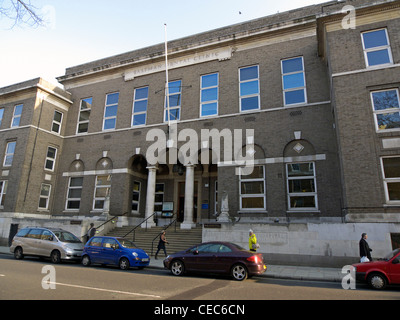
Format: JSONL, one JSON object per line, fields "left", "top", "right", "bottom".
{"left": 82, "top": 236, "right": 150, "bottom": 270}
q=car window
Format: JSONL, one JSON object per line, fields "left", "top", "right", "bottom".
{"left": 197, "top": 243, "right": 220, "bottom": 253}
{"left": 219, "top": 245, "right": 232, "bottom": 253}
{"left": 15, "top": 228, "right": 30, "bottom": 237}
{"left": 41, "top": 230, "right": 53, "bottom": 241}
{"left": 88, "top": 237, "right": 102, "bottom": 247}
{"left": 102, "top": 238, "right": 118, "bottom": 249}
{"left": 26, "top": 229, "right": 42, "bottom": 239}
{"left": 53, "top": 231, "right": 81, "bottom": 243}
{"left": 118, "top": 239, "right": 137, "bottom": 249}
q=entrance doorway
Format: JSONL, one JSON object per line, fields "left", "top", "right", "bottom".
{"left": 177, "top": 181, "right": 198, "bottom": 223}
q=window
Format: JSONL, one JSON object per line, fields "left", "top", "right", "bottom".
{"left": 286, "top": 162, "right": 318, "bottom": 210}
{"left": 77, "top": 97, "right": 92, "bottom": 134}
{"left": 362, "top": 29, "right": 393, "bottom": 67}
{"left": 132, "top": 87, "right": 148, "bottom": 126}
{"left": 281, "top": 57, "right": 307, "bottom": 106}
{"left": 88, "top": 237, "right": 102, "bottom": 247}
{"left": 381, "top": 157, "right": 400, "bottom": 202}
{"left": 165, "top": 80, "right": 182, "bottom": 122}
{"left": 239, "top": 66, "right": 260, "bottom": 112}
{"left": 132, "top": 181, "right": 141, "bottom": 213}
{"left": 44, "top": 146, "right": 57, "bottom": 171}
{"left": 26, "top": 229, "right": 42, "bottom": 239}
{"left": 39, "top": 184, "right": 51, "bottom": 209}
{"left": 371, "top": 89, "right": 400, "bottom": 131}
{"left": 103, "top": 93, "right": 119, "bottom": 130}
{"left": 11, "top": 104, "right": 23, "bottom": 127}
{"left": 154, "top": 183, "right": 165, "bottom": 212}
{"left": 52, "top": 110, "right": 63, "bottom": 134}
{"left": 239, "top": 166, "right": 266, "bottom": 210}
{"left": 3, "top": 141, "right": 16, "bottom": 167}
{"left": 200, "top": 73, "right": 218, "bottom": 117}
{"left": 0, "top": 180, "right": 7, "bottom": 208}
{"left": 93, "top": 175, "right": 111, "bottom": 210}
{"left": 66, "top": 177, "right": 83, "bottom": 210}
{"left": 103, "top": 238, "right": 119, "bottom": 249}
{"left": 0, "top": 108, "right": 4, "bottom": 127}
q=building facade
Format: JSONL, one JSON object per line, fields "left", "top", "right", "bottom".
{"left": 1, "top": 0, "right": 399, "bottom": 265}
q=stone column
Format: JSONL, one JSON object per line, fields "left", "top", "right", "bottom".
{"left": 143, "top": 166, "right": 157, "bottom": 228}
{"left": 181, "top": 164, "right": 196, "bottom": 229}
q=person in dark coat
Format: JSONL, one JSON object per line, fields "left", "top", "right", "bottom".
{"left": 155, "top": 230, "right": 168, "bottom": 259}
{"left": 359, "top": 233, "right": 372, "bottom": 262}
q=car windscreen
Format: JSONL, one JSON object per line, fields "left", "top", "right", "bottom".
{"left": 53, "top": 231, "right": 81, "bottom": 243}
{"left": 118, "top": 239, "right": 137, "bottom": 249}
{"left": 383, "top": 248, "right": 400, "bottom": 261}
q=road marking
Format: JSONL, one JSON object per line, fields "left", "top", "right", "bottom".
{"left": 45, "top": 281, "right": 161, "bottom": 298}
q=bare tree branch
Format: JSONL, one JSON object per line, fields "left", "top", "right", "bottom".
{"left": 0, "top": 0, "right": 44, "bottom": 28}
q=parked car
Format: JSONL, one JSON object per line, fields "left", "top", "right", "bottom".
{"left": 10, "top": 227, "right": 84, "bottom": 263}
{"left": 163, "top": 241, "right": 267, "bottom": 281}
{"left": 353, "top": 248, "right": 400, "bottom": 289}
{"left": 82, "top": 236, "right": 150, "bottom": 270}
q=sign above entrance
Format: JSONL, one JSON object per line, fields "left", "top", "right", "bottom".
{"left": 124, "top": 47, "right": 233, "bottom": 81}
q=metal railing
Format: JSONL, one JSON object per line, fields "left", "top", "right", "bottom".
{"left": 122, "top": 212, "right": 157, "bottom": 242}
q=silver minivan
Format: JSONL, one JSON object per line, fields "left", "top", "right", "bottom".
{"left": 10, "top": 227, "right": 84, "bottom": 263}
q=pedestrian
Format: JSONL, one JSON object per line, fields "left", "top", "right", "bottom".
{"left": 249, "top": 229, "right": 259, "bottom": 252}
{"left": 86, "top": 223, "right": 96, "bottom": 243}
{"left": 359, "top": 232, "right": 372, "bottom": 262}
{"left": 155, "top": 230, "right": 168, "bottom": 259}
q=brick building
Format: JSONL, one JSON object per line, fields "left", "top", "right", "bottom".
{"left": 1, "top": 0, "right": 399, "bottom": 265}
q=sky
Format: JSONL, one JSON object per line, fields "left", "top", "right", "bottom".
{"left": 0, "top": 0, "right": 328, "bottom": 88}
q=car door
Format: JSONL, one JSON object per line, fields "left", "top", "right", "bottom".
{"left": 85, "top": 237, "right": 104, "bottom": 264}
{"left": 24, "top": 228, "right": 43, "bottom": 255}
{"left": 193, "top": 243, "right": 220, "bottom": 273}
{"left": 101, "top": 238, "right": 120, "bottom": 265}
{"left": 389, "top": 252, "right": 400, "bottom": 283}
{"left": 37, "top": 230, "right": 55, "bottom": 257}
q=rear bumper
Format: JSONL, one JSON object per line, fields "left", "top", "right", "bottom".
{"left": 248, "top": 264, "right": 267, "bottom": 276}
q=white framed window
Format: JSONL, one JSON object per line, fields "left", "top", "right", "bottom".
{"left": 132, "top": 181, "right": 141, "bottom": 213}
{"left": 239, "top": 166, "right": 266, "bottom": 210}
{"left": 3, "top": 141, "right": 16, "bottom": 167}
{"left": 44, "top": 146, "right": 57, "bottom": 171}
{"left": 93, "top": 175, "right": 111, "bottom": 210}
{"left": 281, "top": 56, "right": 307, "bottom": 106}
{"left": 0, "top": 180, "right": 7, "bottom": 208}
{"left": 371, "top": 89, "right": 400, "bottom": 131}
{"left": 286, "top": 162, "right": 318, "bottom": 211}
{"left": 0, "top": 108, "right": 4, "bottom": 127}
{"left": 51, "top": 110, "right": 63, "bottom": 134}
{"left": 239, "top": 65, "right": 260, "bottom": 112}
{"left": 381, "top": 156, "right": 400, "bottom": 203}
{"left": 38, "top": 183, "right": 51, "bottom": 210}
{"left": 154, "top": 183, "right": 165, "bottom": 212}
{"left": 200, "top": 73, "right": 218, "bottom": 117}
{"left": 77, "top": 97, "right": 92, "bottom": 134}
{"left": 165, "top": 80, "right": 182, "bottom": 122}
{"left": 361, "top": 28, "right": 393, "bottom": 67}
{"left": 11, "top": 104, "right": 23, "bottom": 128}
{"left": 66, "top": 177, "right": 83, "bottom": 210}
{"left": 103, "top": 93, "right": 119, "bottom": 130}
{"left": 132, "top": 87, "right": 148, "bottom": 126}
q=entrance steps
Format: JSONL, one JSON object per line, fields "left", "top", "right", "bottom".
{"left": 104, "top": 224, "right": 203, "bottom": 256}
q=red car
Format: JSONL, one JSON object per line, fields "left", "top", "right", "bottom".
{"left": 353, "top": 248, "right": 400, "bottom": 289}
{"left": 163, "top": 241, "right": 267, "bottom": 281}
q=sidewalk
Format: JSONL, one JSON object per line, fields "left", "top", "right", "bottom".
{"left": 0, "top": 246, "right": 344, "bottom": 282}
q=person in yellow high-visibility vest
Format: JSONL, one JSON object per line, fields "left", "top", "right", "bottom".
{"left": 249, "top": 229, "right": 258, "bottom": 252}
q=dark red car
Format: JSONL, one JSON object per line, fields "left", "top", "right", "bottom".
{"left": 353, "top": 248, "right": 400, "bottom": 289}
{"left": 163, "top": 241, "right": 267, "bottom": 281}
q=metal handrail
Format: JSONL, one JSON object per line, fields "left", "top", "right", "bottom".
{"left": 96, "top": 212, "right": 128, "bottom": 230}
{"left": 123, "top": 212, "right": 157, "bottom": 241}
{"left": 151, "top": 216, "right": 178, "bottom": 256}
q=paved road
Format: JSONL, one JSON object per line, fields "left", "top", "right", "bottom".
{"left": 1, "top": 255, "right": 399, "bottom": 301}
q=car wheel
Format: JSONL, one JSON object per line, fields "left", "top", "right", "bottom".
{"left": 171, "top": 260, "right": 185, "bottom": 276}
{"left": 367, "top": 273, "right": 387, "bottom": 290}
{"left": 82, "top": 255, "right": 91, "bottom": 267}
{"left": 119, "top": 257, "right": 130, "bottom": 270}
{"left": 231, "top": 264, "right": 248, "bottom": 281}
{"left": 14, "top": 247, "right": 24, "bottom": 260}
{"left": 50, "top": 250, "right": 61, "bottom": 264}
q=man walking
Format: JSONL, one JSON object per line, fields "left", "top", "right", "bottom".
{"left": 359, "top": 232, "right": 372, "bottom": 262}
